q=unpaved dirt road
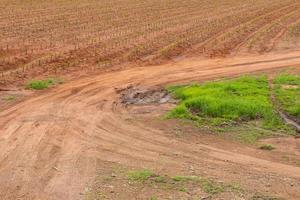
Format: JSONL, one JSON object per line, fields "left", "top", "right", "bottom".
{"left": 1, "top": 51, "right": 300, "bottom": 200}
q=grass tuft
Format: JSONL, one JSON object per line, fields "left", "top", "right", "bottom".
{"left": 26, "top": 78, "right": 64, "bottom": 90}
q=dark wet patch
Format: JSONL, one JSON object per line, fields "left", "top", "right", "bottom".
{"left": 118, "top": 85, "right": 173, "bottom": 105}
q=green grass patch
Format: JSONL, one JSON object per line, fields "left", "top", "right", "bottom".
{"left": 167, "top": 76, "right": 283, "bottom": 129}
{"left": 274, "top": 73, "right": 300, "bottom": 118}
{"left": 259, "top": 144, "right": 275, "bottom": 150}
{"left": 26, "top": 78, "right": 64, "bottom": 90}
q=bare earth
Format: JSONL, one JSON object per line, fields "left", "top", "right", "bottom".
{"left": 1, "top": 51, "right": 300, "bottom": 199}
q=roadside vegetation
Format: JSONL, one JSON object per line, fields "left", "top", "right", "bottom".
{"left": 273, "top": 73, "right": 300, "bottom": 119}
{"left": 26, "top": 78, "right": 63, "bottom": 90}
{"left": 86, "top": 168, "right": 245, "bottom": 199}
{"left": 167, "top": 75, "right": 296, "bottom": 144}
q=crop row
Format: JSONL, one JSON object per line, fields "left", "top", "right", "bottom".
{"left": 0, "top": 0, "right": 299, "bottom": 84}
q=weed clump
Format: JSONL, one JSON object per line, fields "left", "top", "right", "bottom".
{"left": 26, "top": 78, "right": 64, "bottom": 90}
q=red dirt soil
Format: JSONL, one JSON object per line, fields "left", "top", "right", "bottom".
{"left": 1, "top": 0, "right": 300, "bottom": 86}
{"left": 0, "top": 51, "right": 300, "bottom": 199}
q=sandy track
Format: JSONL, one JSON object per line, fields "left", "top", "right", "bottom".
{"left": 1, "top": 51, "right": 300, "bottom": 200}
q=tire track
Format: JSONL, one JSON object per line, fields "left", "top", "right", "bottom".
{"left": 0, "top": 51, "right": 300, "bottom": 199}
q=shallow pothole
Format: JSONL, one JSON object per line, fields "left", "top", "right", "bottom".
{"left": 117, "top": 85, "right": 174, "bottom": 105}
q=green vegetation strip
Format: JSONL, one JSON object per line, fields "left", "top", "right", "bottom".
{"left": 127, "top": 170, "right": 243, "bottom": 195}
{"left": 273, "top": 74, "right": 300, "bottom": 119}
{"left": 166, "top": 75, "right": 298, "bottom": 144}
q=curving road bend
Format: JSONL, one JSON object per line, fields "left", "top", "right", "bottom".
{"left": 1, "top": 51, "right": 300, "bottom": 199}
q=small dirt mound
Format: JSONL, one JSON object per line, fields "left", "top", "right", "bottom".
{"left": 118, "top": 86, "right": 171, "bottom": 105}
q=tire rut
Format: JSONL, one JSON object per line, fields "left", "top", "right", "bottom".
{"left": 0, "top": 52, "right": 300, "bottom": 200}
